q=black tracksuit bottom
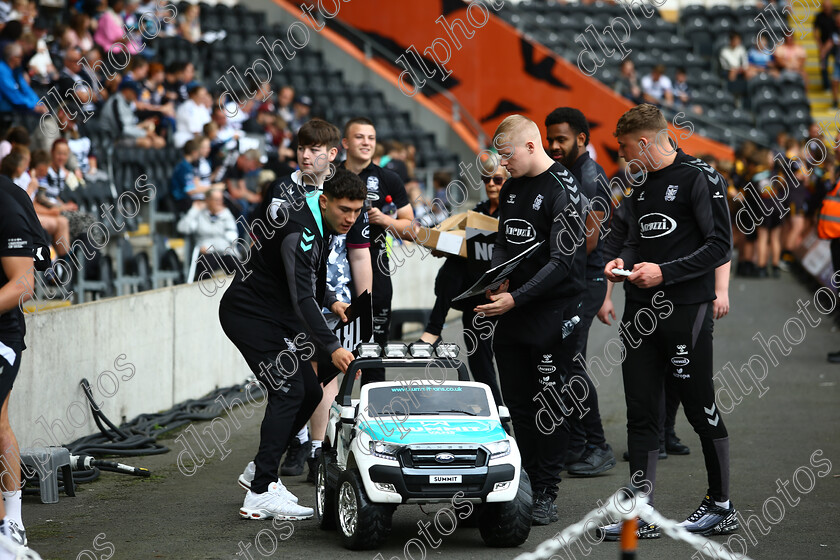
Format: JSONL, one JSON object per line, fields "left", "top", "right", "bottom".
{"left": 621, "top": 300, "right": 730, "bottom": 505}
{"left": 566, "top": 278, "right": 609, "bottom": 455}
{"left": 219, "top": 283, "right": 323, "bottom": 494}
{"left": 493, "top": 296, "right": 582, "bottom": 499}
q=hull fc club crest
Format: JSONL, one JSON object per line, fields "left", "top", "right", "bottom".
{"left": 665, "top": 184, "right": 679, "bottom": 201}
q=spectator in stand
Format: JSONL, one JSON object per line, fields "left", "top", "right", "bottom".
{"left": 1, "top": 145, "right": 35, "bottom": 195}
{"left": 23, "top": 149, "right": 72, "bottom": 258}
{"left": 68, "top": 12, "right": 94, "bottom": 53}
{"left": 0, "top": 42, "right": 45, "bottom": 115}
{"left": 0, "top": 124, "right": 26, "bottom": 161}
{"left": 32, "top": 104, "right": 106, "bottom": 182}
{"left": 382, "top": 141, "right": 410, "bottom": 181}
{"left": 823, "top": 12, "right": 840, "bottom": 107}
{"left": 640, "top": 64, "right": 674, "bottom": 107}
{"left": 81, "top": 46, "right": 116, "bottom": 101}
{"left": 774, "top": 34, "right": 807, "bottom": 83}
{"left": 195, "top": 135, "right": 225, "bottom": 196}
{"left": 99, "top": 78, "right": 166, "bottom": 148}
{"left": 221, "top": 148, "right": 263, "bottom": 219}
{"left": 289, "top": 95, "right": 312, "bottom": 133}
{"left": 57, "top": 46, "right": 98, "bottom": 114}
{"left": 816, "top": 0, "right": 837, "bottom": 91}
{"left": 164, "top": 61, "right": 196, "bottom": 104}
{"left": 748, "top": 36, "right": 779, "bottom": 78}
{"left": 173, "top": 84, "right": 211, "bottom": 148}
{"left": 277, "top": 84, "right": 294, "bottom": 123}
{"left": 176, "top": 3, "right": 201, "bottom": 43}
{"left": 719, "top": 32, "right": 750, "bottom": 86}
{"left": 614, "top": 58, "right": 643, "bottom": 104}
{"left": 177, "top": 188, "right": 239, "bottom": 280}
{"left": 94, "top": 0, "right": 139, "bottom": 55}
{"left": 170, "top": 138, "right": 204, "bottom": 212}
{"left": 672, "top": 67, "right": 703, "bottom": 115}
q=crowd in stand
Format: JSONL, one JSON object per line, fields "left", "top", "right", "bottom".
{"left": 0, "top": 0, "right": 457, "bottom": 283}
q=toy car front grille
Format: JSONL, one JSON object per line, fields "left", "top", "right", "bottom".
{"left": 401, "top": 447, "right": 488, "bottom": 468}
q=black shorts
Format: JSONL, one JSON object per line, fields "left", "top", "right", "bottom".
{"left": 0, "top": 340, "right": 23, "bottom": 405}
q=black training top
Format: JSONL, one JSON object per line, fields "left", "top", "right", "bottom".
{"left": 0, "top": 176, "right": 49, "bottom": 343}
{"left": 231, "top": 189, "right": 341, "bottom": 355}
{"left": 342, "top": 161, "right": 409, "bottom": 272}
{"left": 491, "top": 162, "right": 587, "bottom": 308}
{"left": 619, "top": 149, "right": 732, "bottom": 305}
{"left": 569, "top": 151, "right": 612, "bottom": 280}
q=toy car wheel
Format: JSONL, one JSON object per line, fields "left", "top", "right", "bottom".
{"left": 335, "top": 468, "right": 393, "bottom": 550}
{"left": 479, "top": 470, "right": 533, "bottom": 547}
{"left": 315, "top": 448, "right": 336, "bottom": 530}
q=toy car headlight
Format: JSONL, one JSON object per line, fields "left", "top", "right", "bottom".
{"left": 357, "top": 343, "right": 381, "bottom": 358}
{"left": 435, "top": 343, "right": 460, "bottom": 358}
{"left": 369, "top": 440, "right": 404, "bottom": 460}
{"left": 485, "top": 440, "right": 511, "bottom": 459}
{"left": 384, "top": 343, "right": 408, "bottom": 358}
{"left": 409, "top": 342, "right": 433, "bottom": 358}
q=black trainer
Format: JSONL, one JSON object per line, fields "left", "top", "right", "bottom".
{"left": 597, "top": 518, "right": 660, "bottom": 541}
{"left": 532, "top": 492, "right": 559, "bottom": 526}
{"left": 665, "top": 429, "right": 690, "bottom": 455}
{"left": 280, "top": 437, "right": 310, "bottom": 476}
{"left": 567, "top": 444, "right": 616, "bottom": 476}
{"left": 305, "top": 447, "right": 321, "bottom": 484}
{"left": 678, "top": 495, "right": 740, "bottom": 536}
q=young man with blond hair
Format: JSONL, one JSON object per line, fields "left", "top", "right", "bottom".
{"left": 476, "top": 115, "right": 587, "bottom": 525}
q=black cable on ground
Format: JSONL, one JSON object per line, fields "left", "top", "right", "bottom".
{"left": 24, "top": 378, "right": 264, "bottom": 495}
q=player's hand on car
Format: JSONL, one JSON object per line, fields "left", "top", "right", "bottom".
{"left": 331, "top": 347, "right": 354, "bottom": 374}
{"left": 331, "top": 301, "right": 350, "bottom": 322}
{"left": 628, "top": 262, "right": 663, "bottom": 288}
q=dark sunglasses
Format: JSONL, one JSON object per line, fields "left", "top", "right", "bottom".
{"left": 482, "top": 175, "right": 505, "bottom": 185}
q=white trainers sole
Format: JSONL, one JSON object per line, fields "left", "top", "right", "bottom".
{"left": 239, "top": 506, "right": 313, "bottom": 520}
{"left": 238, "top": 475, "right": 251, "bottom": 491}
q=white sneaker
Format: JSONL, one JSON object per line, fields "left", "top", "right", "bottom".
{"left": 240, "top": 482, "right": 314, "bottom": 520}
{"left": 237, "top": 462, "right": 299, "bottom": 503}
{"left": 0, "top": 522, "right": 23, "bottom": 560}
{"left": 5, "top": 520, "right": 25, "bottom": 547}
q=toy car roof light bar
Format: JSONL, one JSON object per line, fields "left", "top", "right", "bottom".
{"left": 409, "top": 342, "right": 433, "bottom": 358}
{"left": 357, "top": 343, "right": 382, "bottom": 358}
{"left": 384, "top": 343, "right": 408, "bottom": 358}
{"left": 435, "top": 342, "right": 459, "bottom": 358}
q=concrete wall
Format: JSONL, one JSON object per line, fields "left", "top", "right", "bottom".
{"left": 12, "top": 245, "right": 444, "bottom": 448}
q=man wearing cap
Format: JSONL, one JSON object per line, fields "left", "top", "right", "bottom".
{"left": 100, "top": 78, "right": 165, "bottom": 148}
{"left": 290, "top": 95, "right": 312, "bottom": 133}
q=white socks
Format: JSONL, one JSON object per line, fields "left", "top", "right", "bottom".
{"left": 714, "top": 499, "right": 730, "bottom": 509}
{"left": 311, "top": 440, "right": 322, "bottom": 458}
{"left": 1, "top": 492, "right": 21, "bottom": 527}
{"left": 296, "top": 427, "right": 308, "bottom": 444}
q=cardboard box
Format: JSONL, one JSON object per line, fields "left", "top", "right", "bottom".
{"left": 416, "top": 211, "right": 498, "bottom": 258}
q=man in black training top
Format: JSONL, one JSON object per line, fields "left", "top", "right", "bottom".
{"left": 340, "top": 117, "right": 414, "bottom": 385}
{"left": 601, "top": 104, "right": 737, "bottom": 540}
{"left": 219, "top": 166, "right": 365, "bottom": 521}
{"left": 476, "top": 115, "right": 587, "bottom": 525}
{"left": 0, "top": 175, "right": 50, "bottom": 553}
{"left": 545, "top": 107, "right": 616, "bottom": 476}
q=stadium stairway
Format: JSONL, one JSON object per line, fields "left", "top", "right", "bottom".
{"left": 801, "top": 1, "right": 837, "bottom": 131}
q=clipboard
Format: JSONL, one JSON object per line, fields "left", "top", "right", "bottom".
{"left": 452, "top": 241, "right": 543, "bottom": 302}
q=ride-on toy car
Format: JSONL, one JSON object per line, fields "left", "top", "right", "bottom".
{"left": 316, "top": 342, "right": 533, "bottom": 550}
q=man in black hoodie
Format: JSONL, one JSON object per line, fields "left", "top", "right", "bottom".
{"left": 476, "top": 115, "right": 587, "bottom": 525}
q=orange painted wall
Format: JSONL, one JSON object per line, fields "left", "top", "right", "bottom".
{"left": 330, "top": 0, "right": 733, "bottom": 176}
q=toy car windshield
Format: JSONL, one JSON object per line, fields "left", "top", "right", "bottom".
{"left": 365, "top": 384, "right": 491, "bottom": 417}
